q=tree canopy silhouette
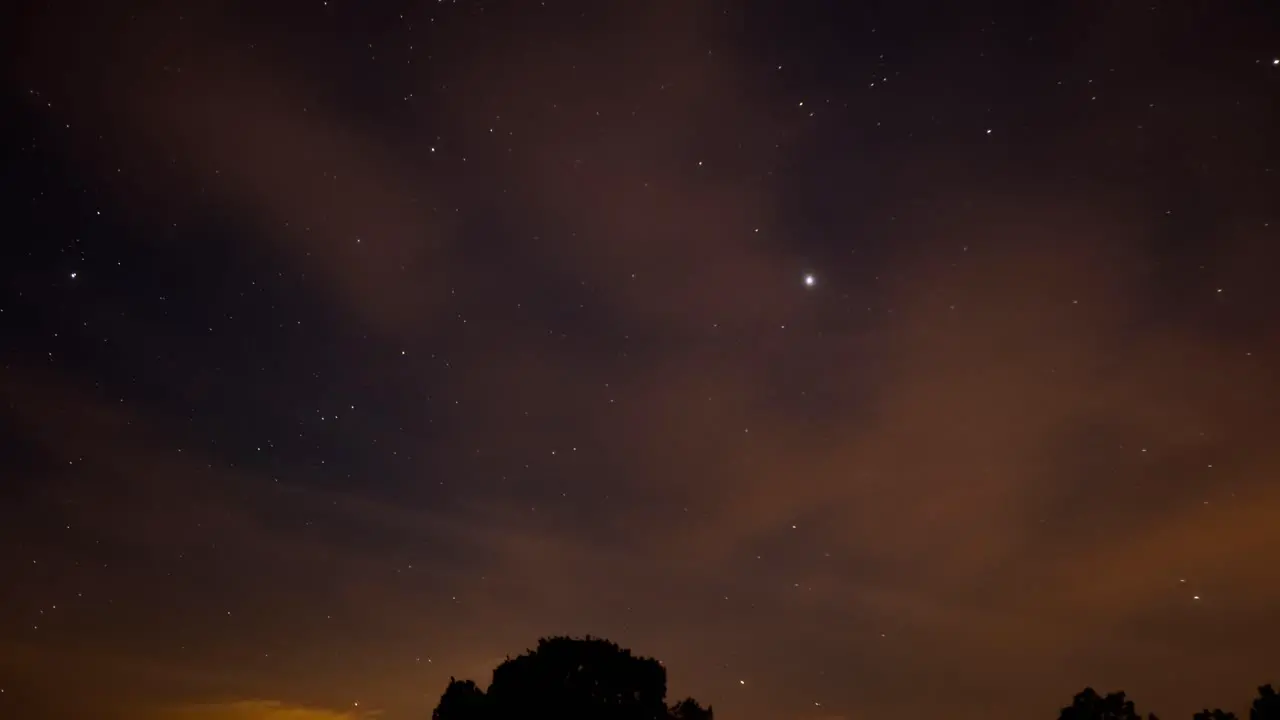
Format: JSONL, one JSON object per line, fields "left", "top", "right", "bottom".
{"left": 1058, "top": 684, "right": 1280, "bottom": 720}
{"left": 1058, "top": 688, "right": 1156, "bottom": 720}
{"left": 434, "top": 678, "right": 488, "bottom": 720}
{"left": 1253, "top": 685, "right": 1280, "bottom": 720}
{"left": 431, "top": 635, "right": 712, "bottom": 720}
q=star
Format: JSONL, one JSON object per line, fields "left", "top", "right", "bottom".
{"left": 803, "top": 273, "right": 816, "bottom": 287}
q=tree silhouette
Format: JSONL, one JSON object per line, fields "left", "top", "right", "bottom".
{"left": 432, "top": 678, "right": 490, "bottom": 720}
{"left": 1055, "top": 684, "right": 1280, "bottom": 720}
{"left": 1253, "top": 685, "right": 1280, "bottom": 720}
{"left": 669, "top": 696, "right": 714, "bottom": 720}
{"left": 1058, "top": 688, "right": 1148, "bottom": 720}
{"left": 431, "top": 635, "right": 712, "bottom": 720}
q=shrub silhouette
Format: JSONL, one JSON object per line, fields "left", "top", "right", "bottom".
{"left": 1195, "top": 710, "right": 1238, "bottom": 720}
{"left": 431, "top": 635, "right": 712, "bottom": 720}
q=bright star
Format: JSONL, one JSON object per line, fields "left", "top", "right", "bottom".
{"left": 803, "top": 273, "right": 816, "bottom": 287}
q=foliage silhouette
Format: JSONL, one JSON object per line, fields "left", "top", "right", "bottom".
{"left": 431, "top": 635, "right": 712, "bottom": 720}
{"left": 1059, "top": 688, "right": 1147, "bottom": 720}
{"left": 433, "top": 678, "right": 489, "bottom": 720}
{"left": 1059, "top": 684, "right": 1280, "bottom": 720}
{"left": 1253, "top": 685, "right": 1280, "bottom": 720}
{"left": 668, "top": 696, "right": 715, "bottom": 720}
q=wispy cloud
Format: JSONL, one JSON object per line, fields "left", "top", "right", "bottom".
{"left": 149, "top": 700, "right": 377, "bottom": 720}
{"left": 7, "top": 2, "right": 1279, "bottom": 720}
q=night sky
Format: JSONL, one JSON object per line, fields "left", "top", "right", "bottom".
{"left": 4, "top": 1, "right": 1280, "bottom": 719}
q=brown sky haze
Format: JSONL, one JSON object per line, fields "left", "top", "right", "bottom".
{"left": 5, "top": 1, "right": 1279, "bottom": 719}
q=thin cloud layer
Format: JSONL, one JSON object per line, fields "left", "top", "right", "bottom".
{"left": 152, "top": 700, "right": 375, "bottom": 720}
{"left": 6, "top": 2, "right": 1278, "bottom": 720}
